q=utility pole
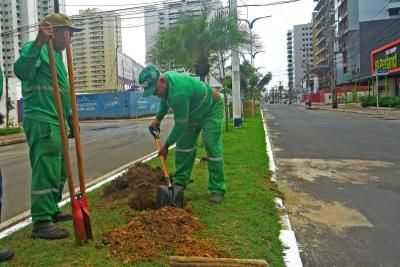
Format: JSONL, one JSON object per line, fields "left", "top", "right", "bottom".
{"left": 54, "top": 0, "right": 59, "bottom": 13}
{"left": 278, "top": 81, "right": 283, "bottom": 103}
{"left": 230, "top": 0, "right": 242, "bottom": 128}
{"left": 5, "top": 76, "right": 9, "bottom": 126}
{"left": 305, "top": 45, "right": 312, "bottom": 107}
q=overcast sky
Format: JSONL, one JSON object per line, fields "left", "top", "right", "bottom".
{"left": 65, "top": 0, "right": 315, "bottom": 90}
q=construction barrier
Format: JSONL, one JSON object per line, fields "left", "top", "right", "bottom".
{"left": 76, "top": 91, "right": 160, "bottom": 120}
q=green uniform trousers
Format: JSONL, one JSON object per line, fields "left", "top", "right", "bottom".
{"left": 173, "top": 98, "right": 226, "bottom": 195}
{"left": 23, "top": 119, "right": 67, "bottom": 223}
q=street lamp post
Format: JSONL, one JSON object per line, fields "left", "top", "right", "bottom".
{"left": 240, "top": 16, "right": 271, "bottom": 67}
{"left": 256, "top": 66, "right": 265, "bottom": 72}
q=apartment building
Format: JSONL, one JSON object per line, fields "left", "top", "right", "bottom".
{"left": 293, "top": 23, "right": 315, "bottom": 92}
{"left": 71, "top": 8, "right": 122, "bottom": 92}
{"left": 144, "top": 0, "right": 222, "bottom": 63}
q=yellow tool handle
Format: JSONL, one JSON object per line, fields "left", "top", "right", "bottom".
{"left": 155, "top": 138, "right": 171, "bottom": 187}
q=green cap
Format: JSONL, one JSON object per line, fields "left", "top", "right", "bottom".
{"left": 44, "top": 13, "right": 81, "bottom": 32}
{"left": 139, "top": 66, "right": 160, "bottom": 97}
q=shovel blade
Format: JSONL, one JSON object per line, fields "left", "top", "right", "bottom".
{"left": 80, "top": 197, "right": 93, "bottom": 241}
{"left": 157, "top": 185, "right": 173, "bottom": 208}
{"left": 172, "top": 185, "right": 184, "bottom": 208}
{"left": 71, "top": 199, "right": 86, "bottom": 245}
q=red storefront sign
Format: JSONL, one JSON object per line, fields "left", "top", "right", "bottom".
{"left": 371, "top": 39, "right": 400, "bottom": 76}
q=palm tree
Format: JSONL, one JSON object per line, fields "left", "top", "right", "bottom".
{"left": 148, "top": 4, "right": 260, "bottom": 82}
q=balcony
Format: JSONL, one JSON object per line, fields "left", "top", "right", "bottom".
{"left": 315, "top": 56, "right": 327, "bottom": 66}
{"left": 315, "top": 5, "right": 326, "bottom": 20}
{"left": 316, "top": 46, "right": 326, "bottom": 57}
{"left": 337, "top": 0, "right": 346, "bottom": 8}
{"left": 314, "top": 18, "right": 323, "bottom": 29}
{"left": 338, "top": 11, "right": 348, "bottom": 24}
{"left": 316, "top": 36, "right": 326, "bottom": 47}
{"left": 315, "top": 25, "right": 326, "bottom": 38}
{"left": 314, "top": 0, "right": 325, "bottom": 12}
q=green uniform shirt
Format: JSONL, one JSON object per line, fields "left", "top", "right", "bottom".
{"left": 14, "top": 41, "right": 71, "bottom": 124}
{"left": 156, "top": 71, "right": 215, "bottom": 146}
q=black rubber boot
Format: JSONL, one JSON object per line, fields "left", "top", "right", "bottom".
{"left": 52, "top": 211, "right": 72, "bottom": 223}
{"left": 208, "top": 193, "right": 224, "bottom": 204}
{"left": 32, "top": 221, "right": 69, "bottom": 240}
{"left": 172, "top": 184, "right": 184, "bottom": 208}
{"left": 0, "top": 249, "right": 14, "bottom": 262}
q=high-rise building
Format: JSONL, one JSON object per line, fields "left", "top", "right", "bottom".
{"left": 144, "top": 0, "right": 222, "bottom": 64}
{"left": 293, "top": 23, "right": 314, "bottom": 93}
{"left": 36, "top": 0, "right": 66, "bottom": 24}
{"left": 312, "top": 0, "right": 335, "bottom": 90}
{"left": 0, "top": 0, "right": 64, "bottom": 77}
{"left": 71, "top": 8, "right": 122, "bottom": 92}
{"left": 287, "top": 30, "right": 294, "bottom": 91}
{"left": 336, "top": 0, "right": 400, "bottom": 84}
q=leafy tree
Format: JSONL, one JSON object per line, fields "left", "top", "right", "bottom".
{"left": 148, "top": 3, "right": 259, "bottom": 81}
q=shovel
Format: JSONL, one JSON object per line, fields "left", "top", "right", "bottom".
{"left": 149, "top": 127, "right": 184, "bottom": 208}
{"left": 149, "top": 126, "right": 172, "bottom": 208}
{"left": 47, "top": 36, "right": 92, "bottom": 245}
{"left": 64, "top": 31, "right": 93, "bottom": 241}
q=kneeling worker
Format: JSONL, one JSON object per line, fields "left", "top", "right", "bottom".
{"left": 139, "top": 66, "right": 226, "bottom": 203}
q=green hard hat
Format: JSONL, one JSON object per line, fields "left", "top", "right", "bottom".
{"left": 44, "top": 13, "right": 81, "bottom": 32}
{"left": 139, "top": 66, "right": 160, "bottom": 97}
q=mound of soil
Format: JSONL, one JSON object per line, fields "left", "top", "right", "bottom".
{"left": 102, "top": 163, "right": 165, "bottom": 210}
{"left": 102, "top": 207, "right": 221, "bottom": 262}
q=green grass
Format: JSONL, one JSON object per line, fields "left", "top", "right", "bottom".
{"left": 0, "top": 127, "right": 23, "bottom": 136}
{"left": 0, "top": 112, "right": 284, "bottom": 266}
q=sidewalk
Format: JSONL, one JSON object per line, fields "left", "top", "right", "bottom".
{"left": 315, "top": 104, "right": 400, "bottom": 117}
{"left": 0, "top": 133, "right": 26, "bottom": 146}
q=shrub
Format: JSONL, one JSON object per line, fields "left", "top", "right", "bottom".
{"left": 360, "top": 96, "right": 400, "bottom": 108}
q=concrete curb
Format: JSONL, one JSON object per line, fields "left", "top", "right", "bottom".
{"left": 0, "top": 138, "right": 26, "bottom": 146}
{"left": 0, "top": 145, "right": 176, "bottom": 238}
{"left": 261, "top": 107, "right": 303, "bottom": 267}
{"left": 318, "top": 107, "right": 400, "bottom": 117}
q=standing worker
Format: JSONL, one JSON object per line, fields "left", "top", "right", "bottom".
{"left": 14, "top": 13, "right": 80, "bottom": 239}
{"left": 140, "top": 66, "right": 226, "bottom": 203}
{"left": 0, "top": 66, "right": 14, "bottom": 261}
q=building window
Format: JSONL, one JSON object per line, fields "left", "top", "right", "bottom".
{"left": 389, "top": 8, "right": 400, "bottom": 16}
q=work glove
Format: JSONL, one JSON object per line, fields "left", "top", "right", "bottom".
{"left": 150, "top": 119, "right": 161, "bottom": 130}
{"left": 67, "top": 116, "right": 75, "bottom": 139}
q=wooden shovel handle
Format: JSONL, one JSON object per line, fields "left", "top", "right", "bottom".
{"left": 47, "top": 39, "right": 76, "bottom": 200}
{"left": 64, "top": 32, "right": 87, "bottom": 198}
{"left": 155, "top": 138, "right": 171, "bottom": 187}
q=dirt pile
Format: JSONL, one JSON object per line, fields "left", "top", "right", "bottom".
{"left": 102, "top": 207, "right": 221, "bottom": 261}
{"left": 102, "top": 163, "right": 166, "bottom": 210}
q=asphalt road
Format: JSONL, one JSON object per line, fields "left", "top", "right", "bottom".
{"left": 263, "top": 104, "right": 400, "bottom": 267}
{"left": 0, "top": 118, "right": 173, "bottom": 222}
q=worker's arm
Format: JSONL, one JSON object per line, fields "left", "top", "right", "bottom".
{"left": 165, "top": 95, "right": 190, "bottom": 146}
{"left": 13, "top": 41, "right": 41, "bottom": 82}
{"left": 156, "top": 99, "right": 169, "bottom": 121}
{"left": 14, "top": 22, "right": 53, "bottom": 82}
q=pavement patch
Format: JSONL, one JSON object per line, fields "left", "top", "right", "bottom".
{"left": 279, "top": 158, "right": 394, "bottom": 185}
{"left": 282, "top": 186, "right": 373, "bottom": 231}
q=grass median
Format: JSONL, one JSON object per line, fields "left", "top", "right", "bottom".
{"left": 0, "top": 111, "right": 284, "bottom": 266}
{"left": 0, "top": 127, "right": 23, "bottom": 136}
